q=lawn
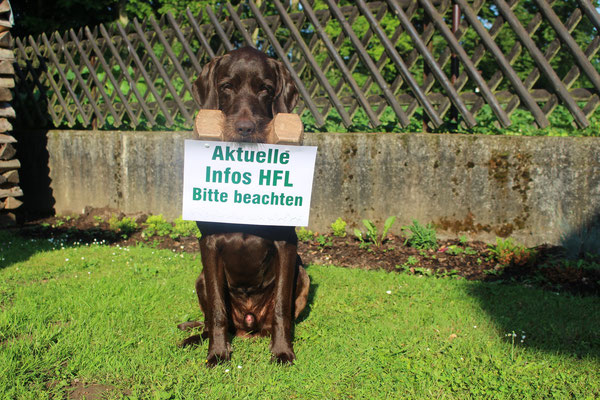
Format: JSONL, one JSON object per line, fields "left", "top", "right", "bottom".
{"left": 1, "top": 231, "right": 599, "bottom": 399}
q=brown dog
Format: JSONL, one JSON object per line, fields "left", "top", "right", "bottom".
{"left": 178, "top": 47, "right": 310, "bottom": 366}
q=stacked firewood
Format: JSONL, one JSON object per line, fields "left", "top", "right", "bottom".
{"left": 0, "top": 0, "right": 19, "bottom": 226}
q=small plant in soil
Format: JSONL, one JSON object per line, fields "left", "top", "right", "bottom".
{"left": 412, "top": 266, "right": 434, "bottom": 276}
{"left": 354, "top": 216, "right": 396, "bottom": 248}
{"left": 330, "top": 217, "right": 347, "bottom": 237}
{"left": 316, "top": 234, "right": 333, "bottom": 248}
{"left": 142, "top": 215, "right": 173, "bottom": 239}
{"left": 382, "top": 245, "right": 395, "bottom": 253}
{"left": 296, "top": 227, "right": 314, "bottom": 242}
{"left": 354, "top": 234, "right": 371, "bottom": 250}
{"left": 171, "top": 217, "right": 201, "bottom": 240}
{"left": 108, "top": 216, "right": 138, "bottom": 239}
{"left": 402, "top": 219, "right": 437, "bottom": 250}
{"left": 445, "top": 245, "right": 478, "bottom": 256}
{"left": 396, "top": 255, "right": 419, "bottom": 272}
{"left": 488, "top": 237, "right": 532, "bottom": 267}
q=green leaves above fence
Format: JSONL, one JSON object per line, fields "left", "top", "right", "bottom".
{"left": 13, "top": 0, "right": 600, "bottom": 132}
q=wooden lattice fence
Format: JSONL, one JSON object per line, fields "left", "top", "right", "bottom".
{"left": 13, "top": 0, "right": 600, "bottom": 131}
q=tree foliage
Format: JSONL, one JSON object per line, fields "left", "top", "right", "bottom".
{"left": 12, "top": 0, "right": 221, "bottom": 37}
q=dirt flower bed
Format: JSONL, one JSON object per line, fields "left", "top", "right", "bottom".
{"left": 14, "top": 208, "right": 600, "bottom": 297}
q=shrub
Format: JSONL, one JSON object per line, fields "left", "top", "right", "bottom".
{"left": 296, "top": 227, "right": 314, "bottom": 242}
{"left": 142, "top": 214, "right": 172, "bottom": 238}
{"left": 402, "top": 219, "right": 437, "bottom": 250}
{"left": 330, "top": 217, "right": 347, "bottom": 237}
{"left": 488, "top": 237, "right": 532, "bottom": 267}
{"left": 108, "top": 216, "right": 138, "bottom": 239}
{"left": 171, "top": 217, "right": 201, "bottom": 239}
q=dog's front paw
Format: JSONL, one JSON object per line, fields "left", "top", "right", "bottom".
{"left": 270, "top": 345, "right": 296, "bottom": 365}
{"left": 206, "top": 344, "right": 232, "bottom": 367}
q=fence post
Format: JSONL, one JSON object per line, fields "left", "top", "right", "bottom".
{"left": 423, "top": 12, "right": 432, "bottom": 133}
{"left": 451, "top": 3, "right": 460, "bottom": 125}
{"left": 0, "top": 0, "right": 21, "bottom": 226}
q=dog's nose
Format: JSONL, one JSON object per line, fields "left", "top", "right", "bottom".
{"left": 236, "top": 120, "right": 255, "bottom": 137}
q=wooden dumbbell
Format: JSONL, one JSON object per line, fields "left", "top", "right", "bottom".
{"left": 193, "top": 109, "right": 304, "bottom": 145}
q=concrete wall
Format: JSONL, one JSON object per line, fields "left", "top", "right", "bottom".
{"left": 44, "top": 130, "right": 600, "bottom": 248}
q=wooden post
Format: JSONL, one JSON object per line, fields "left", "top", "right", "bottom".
{"left": 450, "top": 4, "right": 460, "bottom": 125}
{"left": 0, "top": 0, "right": 20, "bottom": 227}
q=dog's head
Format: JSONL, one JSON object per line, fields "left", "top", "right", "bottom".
{"left": 192, "top": 47, "right": 299, "bottom": 143}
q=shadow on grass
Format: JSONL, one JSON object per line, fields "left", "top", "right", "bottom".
{"left": 0, "top": 229, "right": 48, "bottom": 270}
{"left": 296, "top": 279, "right": 318, "bottom": 325}
{"left": 0, "top": 225, "right": 122, "bottom": 271}
{"left": 467, "top": 282, "right": 600, "bottom": 359}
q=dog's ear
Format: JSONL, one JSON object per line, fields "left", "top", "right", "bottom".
{"left": 268, "top": 58, "right": 299, "bottom": 114}
{"left": 192, "top": 56, "right": 226, "bottom": 109}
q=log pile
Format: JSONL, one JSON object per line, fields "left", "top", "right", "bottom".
{"left": 0, "top": 0, "right": 19, "bottom": 226}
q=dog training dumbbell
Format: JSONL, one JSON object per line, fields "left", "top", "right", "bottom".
{"left": 193, "top": 110, "right": 304, "bottom": 145}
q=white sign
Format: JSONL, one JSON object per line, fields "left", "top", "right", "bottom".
{"left": 182, "top": 140, "right": 317, "bottom": 226}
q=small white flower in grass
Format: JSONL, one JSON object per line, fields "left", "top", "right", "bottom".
{"left": 65, "top": 258, "right": 69, "bottom": 261}
{"left": 386, "top": 290, "right": 392, "bottom": 294}
{"left": 473, "top": 326, "right": 477, "bottom": 329}
{"left": 237, "top": 365, "right": 242, "bottom": 369}
{"left": 225, "top": 369, "right": 230, "bottom": 373}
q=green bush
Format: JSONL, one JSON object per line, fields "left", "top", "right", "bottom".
{"left": 296, "top": 227, "right": 314, "bottom": 242}
{"left": 171, "top": 217, "right": 201, "bottom": 239}
{"left": 142, "top": 215, "right": 172, "bottom": 239}
{"left": 330, "top": 217, "right": 347, "bottom": 237}
{"left": 402, "top": 220, "right": 437, "bottom": 250}
{"left": 488, "top": 237, "right": 532, "bottom": 267}
{"left": 108, "top": 216, "right": 138, "bottom": 239}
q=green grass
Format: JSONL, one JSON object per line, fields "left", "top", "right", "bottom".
{"left": 1, "top": 231, "right": 599, "bottom": 399}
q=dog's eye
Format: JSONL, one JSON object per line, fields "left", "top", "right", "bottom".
{"left": 260, "top": 85, "right": 274, "bottom": 95}
{"left": 219, "top": 83, "right": 233, "bottom": 91}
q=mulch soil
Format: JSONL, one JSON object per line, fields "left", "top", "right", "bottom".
{"left": 10, "top": 207, "right": 600, "bottom": 297}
